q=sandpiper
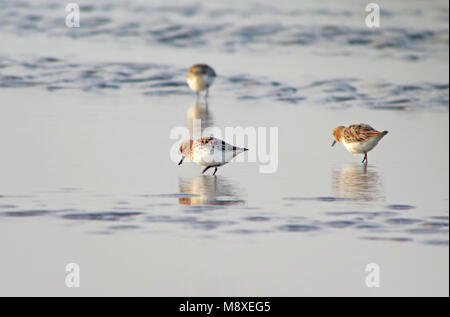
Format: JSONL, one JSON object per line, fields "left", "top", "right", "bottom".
{"left": 332, "top": 123, "right": 388, "bottom": 164}
{"left": 186, "top": 64, "right": 216, "bottom": 99}
{"left": 178, "top": 137, "right": 248, "bottom": 175}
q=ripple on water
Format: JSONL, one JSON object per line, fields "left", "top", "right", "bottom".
{"left": 422, "top": 239, "right": 449, "bottom": 246}
{"left": 183, "top": 205, "right": 225, "bottom": 213}
{"left": 139, "top": 193, "right": 199, "bottom": 198}
{"left": 244, "top": 216, "right": 271, "bottom": 222}
{"left": 324, "top": 220, "right": 356, "bottom": 228}
{"left": 62, "top": 211, "right": 142, "bottom": 221}
{"left": 0, "top": 0, "right": 448, "bottom": 62}
{"left": 284, "top": 196, "right": 358, "bottom": 202}
{"left": 226, "top": 229, "right": 271, "bottom": 235}
{"left": 115, "top": 201, "right": 130, "bottom": 205}
{"left": 191, "top": 220, "right": 236, "bottom": 231}
{"left": 325, "top": 211, "right": 398, "bottom": 219}
{"left": 406, "top": 227, "right": 444, "bottom": 235}
{"left": 429, "top": 216, "right": 449, "bottom": 221}
{"left": 2, "top": 209, "right": 75, "bottom": 217}
{"left": 144, "top": 215, "right": 241, "bottom": 232}
{"left": 108, "top": 225, "right": 140, "bottom": 230}
{"left": 278, "top": 224, "right": 319, "bottom": 233}
{"left": 146, "top": 215, "right": 197, "bottom": 224}
{"left": 421, "top": 221, "right": 449, "bottom": 228}
{"left": 385, "top": 218, "right": 422, "bottom": 225}
{"left": 0, "top": 54, "right": 447, "bottom": 110}
{"left": 354, "top": 223, "right": 383, "bottom": 230}
{"left": 360, "top": 236, "right": 413, "bottom": 242}
{"left": 0, "top": 205, "right": 17, "bottom": 209}
{"left": 386, "top": 204, "right": 416, "bottom": 211}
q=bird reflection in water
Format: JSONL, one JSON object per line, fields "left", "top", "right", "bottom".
{"left": 181, "top": 98, "right": 244, "bottom": 205}
{"left": 178, "top": 176, "right": 245, "bottom": 206}
{"left": 186, "top": 100, "right": 213, "bottom": 135}
{"left": 332, "top": 163, "right": 385, "bottom": 202}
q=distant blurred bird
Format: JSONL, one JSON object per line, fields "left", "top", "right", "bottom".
{"left": 332, "top": 123, "right": 388, "bottom": 164}
{"left": 178, "top": 137, "right": 248, "bottom": 175}
{"left": 186, "top": 64, "right": 216, "bottom": 99}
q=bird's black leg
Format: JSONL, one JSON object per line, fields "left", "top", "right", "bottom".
{"left": 212, "top": 167, "right": 218, "bottom": 176}
{"left": 362, "top": 153, "right": 368, "bottom": 164}
{"left": 202, "top": 166, "right": 212, "bottom": 174}
{"left": 205, "top": 88, "right": 209, "bottom": 100}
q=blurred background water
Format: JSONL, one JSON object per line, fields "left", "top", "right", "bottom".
{"left": 0, "top": 0, "right": 448, "bottom": 296}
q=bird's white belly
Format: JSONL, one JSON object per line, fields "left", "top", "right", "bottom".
{"left": 191, "top": 148, "right": 240, "bottom": 166}
{"left": 187, "top": 74, "right": 214, "bottom": 92}
{"left": 343, "top": 138, "right": 379, "bottom": 154}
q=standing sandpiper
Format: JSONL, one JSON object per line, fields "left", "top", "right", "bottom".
{"left": 178, "top": 137, "right": 248, "bottom": 175}
{"left": 332, "top": 123, "right": 388, "bottom": 164}
{"left": 186, "top": 64, "right": 216, "bottom": 99}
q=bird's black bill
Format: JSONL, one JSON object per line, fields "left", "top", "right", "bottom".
{"left": 178, "top": 157, "right": 185, "bottom": 165}
{"left": 331, "top": 140, "right": 337, "bottom": 147}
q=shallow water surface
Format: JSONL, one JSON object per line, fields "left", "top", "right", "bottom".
{"left": 0, "top": 0, "right": 448, "bottom": 296}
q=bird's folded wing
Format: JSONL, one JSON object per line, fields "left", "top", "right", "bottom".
{"left": 198, "top": 137, "right": 214, "bottom": 145}
{"left": 198, "top": 137, "right": 241, "bottom": 152}
{"left": 344, "top": 124, "right": 381, "bottom": 142}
